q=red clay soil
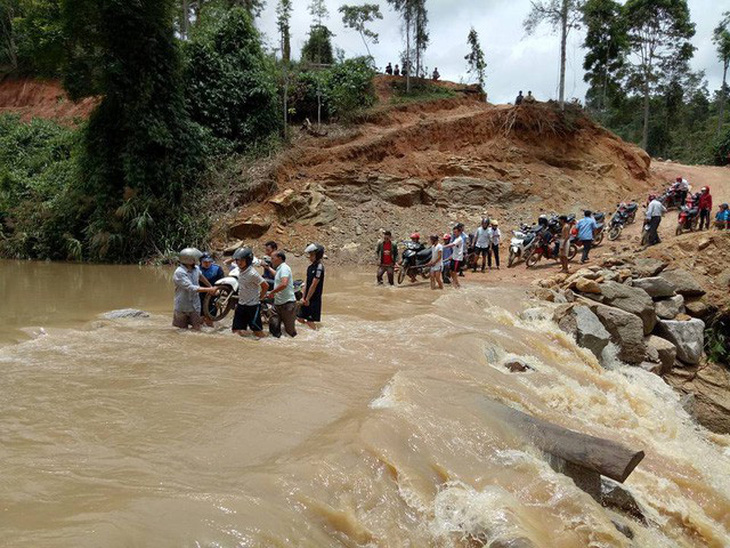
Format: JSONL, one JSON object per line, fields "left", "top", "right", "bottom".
{"left": 0, "top": 78, "right": 97, "bottom": 123}
{"left": 220, "top": 87, "right": 659, "bottom": 263}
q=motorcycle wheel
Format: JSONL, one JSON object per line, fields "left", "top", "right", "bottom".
{"left": 508, "top": 250, "right": 516, "bottom": 268}
{"left": 568, "top": 244, "right": 578, "bottom": 261}
{"left": 608, "top": 226, "right": 622, "bottom": 241}
{"left": 203, "top": 285, "right": 235, "bottom": 321}
{"left": 397, "top": 265, "right": 406, "bottom": 285}
{"left": 594, "top": 231, "right": 604, "bottom": 246}
{"left": 526, "top": 251, "right": 539, "bottom": 268}
{"left": 675, "top": 224, "right": 682, "bottom": 236}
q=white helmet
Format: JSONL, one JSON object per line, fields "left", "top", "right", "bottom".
{"left": 179, "top": 247, "right": 202, "bottom": 266}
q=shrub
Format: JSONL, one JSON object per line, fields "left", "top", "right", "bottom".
{"left": 713, "top": 127, "right": 730, "bottom": 166}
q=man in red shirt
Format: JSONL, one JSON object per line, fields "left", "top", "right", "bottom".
{"left": 698, "top": 186, "right": 713, "bottom": 230}
{"left": 376, "top": 230, "right": 399, "bottom": 285}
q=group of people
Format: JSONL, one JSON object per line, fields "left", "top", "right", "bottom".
{"left": 514, "top": 91, "right": 536, "bottom": 105}
{"left": 376, "top": 219, "right": 503, "bottom": 290}
{"left": 384, "top": 63, "right": 440, "bottom": 81}
{"left": 172, "top": 242, "right": 327, "bottom": 337}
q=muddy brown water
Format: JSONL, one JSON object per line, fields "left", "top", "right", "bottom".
{"left": 1, "top": 259, "right": 729, "bottom": 547}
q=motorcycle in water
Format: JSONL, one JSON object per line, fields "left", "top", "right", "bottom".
{"left": 397, "top": 241, "right": 433, "bottom": 284}
{"left": 203, "top": 260, "right": 303, "bottom": 322}
{"left": 675, "top": 203, "right": 700, "bottom": 235}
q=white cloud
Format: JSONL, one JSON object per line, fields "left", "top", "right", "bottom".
{"left": 257, "top": 0, "right": 728, "bottom": 104}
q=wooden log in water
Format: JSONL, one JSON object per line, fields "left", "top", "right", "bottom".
{"left": 484, "top": 400, "right": 645, "bottom": 483}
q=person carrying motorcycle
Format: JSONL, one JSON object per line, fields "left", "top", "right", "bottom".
{"left": 698, "top": 186, "right": 713, "bottom": 231}
{"left": 403, "top": 232, "right": 423, "bottom": 283}
{"left": 473, "top": 218, "right": 491, "bottom": 273}
{"left": 376, "top": 230, "right": 398, "bottom": 286}
{"left": 173, "top": 248, "right": 219, "bottom": 331}
{"left": 576, "top": 211, "right": 598, "bottom": 263}
{"left": 426, "top": 234, "right": 444, "bottom": 290}
{"left": 645, "top": 194, "right": 666, "bottom": 246}
{"left": 298, "top": 243, "right": 325, "bottom": 330}
{"left": 232, "top": 247, "right": 268, "bottom": 338}
{"left": 266, "top": 251, "right": 297, "bottom": 338}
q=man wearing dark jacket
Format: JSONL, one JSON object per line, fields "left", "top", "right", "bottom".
{"left": 376, "top": 230, "right": 398, "bottom": 285}
{"left": 698, "top": 186, "right": 713, "bottom": 230}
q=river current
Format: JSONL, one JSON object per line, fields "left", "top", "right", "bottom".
{"left": 1, "top": 259, "right": 729, "bottom": 547}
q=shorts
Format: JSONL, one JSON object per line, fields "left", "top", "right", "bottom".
{"left": 232, "top": 304, "right": 263, "bottom": 332}
{"left": 475, "top": 246, "right": 489, "bottom": 257}
{"left": 173, "top": 310, "right": 202, "bottom": 329}
{"left": 430, "top": 265, "right": 442, "bottom": 273}
{"left": 451, "top": 259, "right": 461, "bottom": 272}
{"left": 559, "top": 239, "right": 570, "bottom": 257}
{"left": 298, "top": 298, "right": 322, "bottom": 323}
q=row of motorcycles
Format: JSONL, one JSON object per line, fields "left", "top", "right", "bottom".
{"left": 508, "top": 202, "right": 640, "bottom": 268}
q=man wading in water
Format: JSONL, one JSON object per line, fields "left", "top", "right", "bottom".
{"left": 426, "top": 234, "right": 444, "bottom": 290}
{"left": 267, "top": 251, "right": 297, "bottom": 338}
{"left": 298, "top": 243, "right": 325, "bottom": 330}
{"left": 172, "top": 248, "right": 219, "bottom": 331}
{"left": 231, "top": 247, "right": 268, "bottom": 338}
{"left": 376, "top": 230, "right": 398, "bottom": 286}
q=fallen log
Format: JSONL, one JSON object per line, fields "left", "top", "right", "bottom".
{"left": 483, "top": 399, "right": 645, "bottom": 484}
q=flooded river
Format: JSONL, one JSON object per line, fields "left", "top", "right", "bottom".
{"left": 1, "top": 260, "right": 729, "bottom": 547}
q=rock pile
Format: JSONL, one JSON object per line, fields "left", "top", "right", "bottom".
{"left": 533, "top": 258, "right": 711, "bottom": 375}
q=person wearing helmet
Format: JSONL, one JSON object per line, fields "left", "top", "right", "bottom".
{"left": 443, "top": 224, "right": 466, "bottom": 288}
{"left": 715, "top": 203, "right": 729, "bottom": 229}
{"left": 426, "top": 234, "right": 444, "bottom": 290}
{"left": 376, "top": 230, "right": 398, "bottom": 286}
{"left": 298, "top": 243, "right": 326, "bottom": 329}
{"left": 172, "top": 248, "right": 219, "bottom": 330}
{"left": 675, "top": 176, "right": 689, "bottom": 206}
{"left": 442, "top": 233, "right": 453, "bottom": 284}
{"left": 645, "top": 194, "right": 667, "bottom": 246}
{"left": 487, "top": 220, "right": 502, "bottom": 269}
{"left": 698, "top": 186, "right": 713, "bottom": 230}
{"left": 232, "top": 247, "right": 269, "bottom": 338}
{"left": 474, "top": 218, "right": 491, "bottom": 273}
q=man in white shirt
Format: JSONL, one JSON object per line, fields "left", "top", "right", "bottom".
{"left": 645, "top": 194, "right": 667, "bottom": 246}
{"left": 473, "top": 218, "right": 491, "bottom": 273}
{"left": 444, "top": 224, "right": 466, "bottom": 288}
{"left": 487, "top": 220, "right": 502, "bottom": 269}
{"left": 231, "top": 247, "right": 269, "bottom": 338}
{"left": 426, "top": 234, "right": 444, "bottom": 290}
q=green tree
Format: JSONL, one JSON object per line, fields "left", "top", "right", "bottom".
{"left": 301, "top": 24, "right": 334, "bottom": 65}
{"left": 581, "top": 0, "right": 628, "bottom": 113}
{"left": 464, "top": 27, "right": 486, "bottom": 89}
{"left": 183, "top": 6, "right": 280, "bottom": 149}
{"left": 713, "top": 11, "right": 730, "bottom": 136}
{"left": 277, "top": 0, "right": 292, "bottom": 133}
{"left": 0, "top": 0, "right": 64, "bottom": 75}
{"left": 309, "top": 0, "right": 328, "bottom": 27}
{"left": 524, "top": 0, "right": 586, "bottom": 109}
{"left": 387, "top": 0, "right": 427, "bottom": 90}
{"left": 63, "top": 0, "right": 206, "bottom": 260}
{"left": 339, "top": 3, "right": 382, "bottom": 58}
{"left": 623, "top": 0, "right": 695, "bottom": 150}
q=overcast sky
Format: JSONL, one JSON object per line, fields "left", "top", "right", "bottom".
{"left": 257, "top": 0, "right": 727, "bottom": 104}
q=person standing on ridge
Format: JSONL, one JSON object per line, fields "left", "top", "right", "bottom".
{"left": 698, "top": 186, "right": 713, "bottom": 230}
{"left": 576, "top": 211, "right": 598, "bottom": 263}
{"left": 524, "top": 91, "right": 536, "bottom": 104}
{"left": 645, "top": 194, "right": 667, "bottom": 246}
{"left": 394, "top": 64, "right": 400, "bottom": 76}
{"left": 487, "top": 220, "right": 501, "bottom": 269}
{"left": 385, "top": 62, "right": 393, "bottom": 75}
{"left": 473, "top": 218, "right": 491, "bottom": 273}
{"left": 267, "top": 251, "right": 297, "bottom": 338}
{"left": 426, "top": 234, "right": 444, "bottom": 290}
{"left": 172, "top": 248, "right": 218, "bottom": 331}
{"left": 232, "top": 247, "right": 268, "bottom": 338}
{"left": 432, "top": 68, "right": 440, "bottom": 81}
{"left": 298, "top": 243, "right": 326, "bottom": 330}
{"left": 376, "top": 230, "right": 398, "bottom": 286}
{"left": 515, "top": 91, "right": 524, "bottom": 105}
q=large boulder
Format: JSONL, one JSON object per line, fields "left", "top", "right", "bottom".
{"left": 269, "top": 188, "right": 309, "bottom": 219}
{"left": 228, "top": 215, "right": 271, "bottom": 239}
{"left": 655, "top": 319, "right": 705, "bottom": 365}
{"left": 665, "top": 361, "right": 730, "bottom": 434}
{"left": 644, "top": 335, "right": 677, "bottom": 374}
{"left": 684, "top": 298, "right": 712, "bottom": 320}
{"left": 438, "top": 177, "right": 513, "bottom": 206}
{"left": 659, "top": 269, "right": 705, "bottom": 297}
{"left": 575, "top": 278, "right": 602, "bottom": 294}
{"left": 374, "top": 178, "right": 426, "bottom": 207}
{"left": 632, "top": 277, "right": 676, "bottom": 299}
{"left": 654, "top": 295, "right": 685, "bottom": 320}
{"left": 555, "top": 305, "right": 610, "bottom": 361}
{"left": 630, "top": 258, "right": 667, "bottom": 278}
{"left": 599, "top": 281, "right": 656, "bottom": 335}
{"left": 587, "top": 302, "right": 646, "bottom": 364}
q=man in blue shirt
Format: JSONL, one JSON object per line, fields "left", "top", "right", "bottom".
{"left": 199, "top": 253, "right": 225, "bottom": 326}
{"left": 576, "top": 210, "right": 598, "bottom": 264}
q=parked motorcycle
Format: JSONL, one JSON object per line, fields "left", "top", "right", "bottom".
{"left": 397, "top": 241, "right": 433, "bottom": 284}
{"left": 675, "top": 203, "right": 700, "bottom": 235}
{"left": 592, "top": 212, "right": 606, "bottom": 246}
{"left": 507, "top": 224, "right": 536, "bottom": 268}
{"left": 525, "top": 232, "right": 577, "bottom": 268}
{"left": 607, "top": 203, "right": 637, "bottom": 241}
{"left": 659, "top": 187, "right": 683, "bottom": 210}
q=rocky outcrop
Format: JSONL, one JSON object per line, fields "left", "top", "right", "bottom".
{"left": 229, "top": 215, "right": 272, "bottom": 239}
{"left": 555, "top": 304, "right": 611, "bottom": 361}
{"left": 587, "top": 302, "right": 646, "bottom": 364}
{"left": 438, "top": 177, "right": 513, "bottom": 206}
{"left": 599, "top": 281, "right": 656, "bottom": 335}
{"left": 644, "top": 335, "right": 677, "bottom": 374}
{"left": 665, "top": 362, "right": 730, "bottom": 435}
{"left": 629, "top": 258, "right": 667, "bottom": 278}
{"left": 655, "top": 319, "right": 706, "bottom": 365}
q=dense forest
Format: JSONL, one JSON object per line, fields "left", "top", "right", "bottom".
{"left": 0, "top": 0, "right": 728, "bottom": 262}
